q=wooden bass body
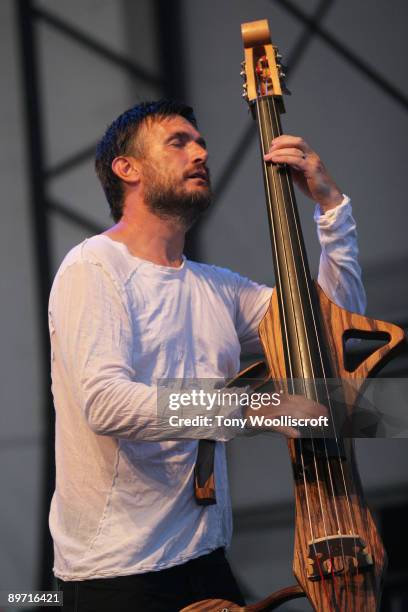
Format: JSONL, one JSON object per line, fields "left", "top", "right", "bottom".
{"left": 187, "top": 17, "right": 406, "bottom": 612}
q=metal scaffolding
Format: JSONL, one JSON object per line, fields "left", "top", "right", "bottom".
{"left": 16, "top": 0, "right": 407, "bottom": 605}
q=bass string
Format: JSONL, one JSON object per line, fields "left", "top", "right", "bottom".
{"left": 266, "top": 95, "right": 359, "bottom": 536}
{"left": 256, "top": 95, "right": 327, "bottom": 569}
{"left": 257, "top": 103, "right": 335, "bottom": 612}
{"left": 264, "top": 95, "right": 348, "bottom": 607}
{"left": 258, "top": 95, "right": 337, "bottom": 573}
{"left": 257, "top": 85, "right": 358, "bottom": 605}
{"left": 260, "top": 99, "right": 343, "bottom": 612}
{"left": 265, "top": 95, "right": 346, "bottom": 518}
{"left": 266, "top": 93, "right": 359, "bottom": 583}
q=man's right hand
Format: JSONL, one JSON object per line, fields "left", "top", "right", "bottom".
{"left": 243, "top": 393, "right": 329, "bottom": 438}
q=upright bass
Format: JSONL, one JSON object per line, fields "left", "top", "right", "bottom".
{"left": 184, "top": 19, "right": 405, "bottom": 611}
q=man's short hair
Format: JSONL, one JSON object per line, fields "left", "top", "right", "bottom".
{"left": 95, "top": 100, "right": 197, "bottom": 223}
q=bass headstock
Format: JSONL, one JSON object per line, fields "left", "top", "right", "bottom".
{"left": 240, "top": 19, "right": 290, "bottom": 113}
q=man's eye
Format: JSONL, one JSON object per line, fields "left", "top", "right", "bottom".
{"left": 170, "top": 139, "right": 184, "bottom": 148}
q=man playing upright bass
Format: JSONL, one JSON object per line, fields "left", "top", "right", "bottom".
{"left": 49, "top": 100, "right": 365, "bottom": 611}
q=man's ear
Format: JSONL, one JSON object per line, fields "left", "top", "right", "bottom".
{"left": 111, "top": 156, "right": 141, "bottom": 185}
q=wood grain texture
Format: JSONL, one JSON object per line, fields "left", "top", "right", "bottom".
{"left": 193, "top": 15, "right": 406, "bottom": 609}
{"left": 180, "top": 584, "right": 304, "bottom": 611}
{"left": 241, "top": 19, "right": 283, "bottom": 102}
{"left": 194, "top": 472, "right": 216, "bottom": 505}
{"left": 259, "top": 289, "right": 286, "bottom": 382}
{"left": 206, "top": 284, "right": 405, "bottom": 609}
{"left": 256, "top": 283, "right": 405, "bottom": 610}
{"left": 317, "top": 283, "right": 406, "bottom": 391}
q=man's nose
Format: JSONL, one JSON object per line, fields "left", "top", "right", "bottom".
{"left": 190, "top": 141, "right": 208, "bottom": 164}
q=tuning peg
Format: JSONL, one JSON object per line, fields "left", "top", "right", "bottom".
{"left": 279, "top": 70, "right": 286, "bottom": 79}
{"left": 241, "top": 60, "right": 246, "bottom": 68}
{"left": 240, "top": 70, "right": 246, "bottom": 78}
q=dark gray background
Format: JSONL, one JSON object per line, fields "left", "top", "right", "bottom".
{"left": 2, "top": 0, "right": 407, "bottom": 608}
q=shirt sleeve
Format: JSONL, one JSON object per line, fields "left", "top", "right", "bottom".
{"left": 234, "top": 276, "right": 273, "bottom": 354}
{"left": 315, "top": 195, "right": 366, "bottom": 314}
{"left": 234, "top": 196, "right": 366, "bottom": 354}
{"left": 49, "top": 259, "right": 244, "bottom": 442}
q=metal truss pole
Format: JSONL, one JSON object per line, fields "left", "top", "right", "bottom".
{"left": 16, "top": 0, "right": 55, "bottom": 589}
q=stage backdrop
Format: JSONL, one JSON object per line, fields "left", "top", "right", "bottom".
{"left": 1, "top": 0, "right": 407, "bottom": 606}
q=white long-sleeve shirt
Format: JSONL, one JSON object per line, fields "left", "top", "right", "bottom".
{"left": 48, "top": 197, "right": 365, "bottom": 580}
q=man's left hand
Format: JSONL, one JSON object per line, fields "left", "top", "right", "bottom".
{"left": 264, "top": 135, "right": 343, "bottom": 212}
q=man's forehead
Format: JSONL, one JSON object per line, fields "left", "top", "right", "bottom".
{"left": 146, "top": 115, "right": 200, "bottom": 139}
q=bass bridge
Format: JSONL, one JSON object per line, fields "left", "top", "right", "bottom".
{"left": 307, "top": 534, "right": 374, "bottom": 581}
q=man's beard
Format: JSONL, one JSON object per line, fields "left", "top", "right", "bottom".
{"left": 142, "top": 165, "right": 212, "bottom": 229}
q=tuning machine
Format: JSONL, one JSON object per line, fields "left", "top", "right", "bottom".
{"left": 273, "top": 45, "right": 291, "bottom": 94}
{"left": 242, "top": 82, "right": 248, "bottom": 100}
{"left": 279, "top": 69, "right": 291, "bottom": 95}
{"left": 276, "top": 54, "right": 291, "bottom": 95}
{"left": 278, "top": 68, "right": 291, "bottom": 92}
{"left": 240, "top": 60, "right": 249, "bottom": 100}
{"left": 273, "top": 45, "right": 283, "bottom": 61}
